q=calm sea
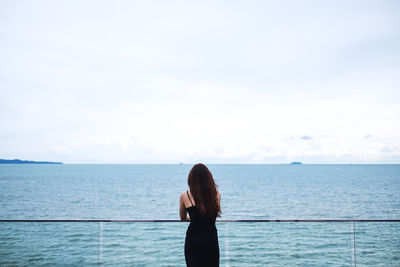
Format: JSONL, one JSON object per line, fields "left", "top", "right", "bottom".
{"left": 1, "top": 164, "right": 399, "bottom": 266}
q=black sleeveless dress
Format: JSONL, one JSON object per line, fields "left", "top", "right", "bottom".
{"left": 185, "top": 190, "right": 219, "bottom": 267}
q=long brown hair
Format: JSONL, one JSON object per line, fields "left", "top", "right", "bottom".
{"left": 188, "top": 163, "right": 221, "bottom": 219}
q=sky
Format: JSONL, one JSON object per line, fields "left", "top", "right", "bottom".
{"left": 0, "top": 0, "right": 399, "bottom": 164}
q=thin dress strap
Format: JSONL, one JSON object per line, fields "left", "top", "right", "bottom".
{"left": 187, "top": 190, "right": 194, "bottom": 206}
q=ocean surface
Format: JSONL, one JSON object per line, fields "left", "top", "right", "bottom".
{"left": 0, "top": 164, "right": 399, "bottom": 266}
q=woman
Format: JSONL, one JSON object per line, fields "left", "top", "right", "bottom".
{"left": 179, "top": 163, "right": 221, "bottom": 267}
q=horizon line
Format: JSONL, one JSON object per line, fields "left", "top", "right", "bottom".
{"left": 1, "top": 162, "right": 400, "bottom": 165}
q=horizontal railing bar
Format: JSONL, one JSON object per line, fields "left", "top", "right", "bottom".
{"left": 0, "top": 219, "right": 399, "bottom": 222}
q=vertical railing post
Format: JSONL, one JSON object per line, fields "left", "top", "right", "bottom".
{"left": 351, "top": 221, "right": 356, "bottom": 267}
{"left": 224, "top": 222, "right": 230, "bottom": 267}
{"left": 98, "top": 221, "right": 103, "bottom": 266}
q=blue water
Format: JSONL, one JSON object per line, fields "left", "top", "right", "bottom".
{"left": 1, "top": 164, "right": 399, "bottom": 266}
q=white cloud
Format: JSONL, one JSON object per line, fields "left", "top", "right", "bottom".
{"left": 0, "top": 0, "right": 399, "bottom": 163}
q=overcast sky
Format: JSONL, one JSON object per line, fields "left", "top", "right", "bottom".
{"left": 0, "top": 0, "right": 399, "bottom": 163}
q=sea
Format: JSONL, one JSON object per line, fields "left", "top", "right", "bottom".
{"left": 0, "top": 164, "right": 399, "bottom": 266}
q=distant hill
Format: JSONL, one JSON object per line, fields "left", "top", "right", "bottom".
{"left": 0, "top": 159, "right": 63, "bottom": 164}
{"left": 290, "top": 161, "right": 303, "bottom": 165}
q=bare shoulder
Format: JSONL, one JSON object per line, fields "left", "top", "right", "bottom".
{"left": 180, "top": 191, "right": 187, "bottom": 200}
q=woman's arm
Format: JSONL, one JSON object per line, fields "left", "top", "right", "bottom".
{"left": 179, "top": 192, "right": 190, "bottom": 221}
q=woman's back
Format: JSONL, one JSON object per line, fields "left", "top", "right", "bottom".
{"left": 186, "top": 190, "right": 217, "bottom": 228}
{"left": 180, "top": 163, "right": 221, "bottom": 267}
{"left": 185, "top": 190, "right": 219, "bottom": 267}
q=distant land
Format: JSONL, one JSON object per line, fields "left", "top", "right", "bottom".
{"left": 0, "top": 159, "right": 63, "bottom": 164}
{"left": 290, "top": 162, "right": 303, "bottom": 165}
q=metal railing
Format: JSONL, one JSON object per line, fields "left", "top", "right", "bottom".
{"left": 1, "top": 219, "right": 399, "bottom": 266}
{"left": 1, "top": 219, "right": 399, "bottom": 222}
